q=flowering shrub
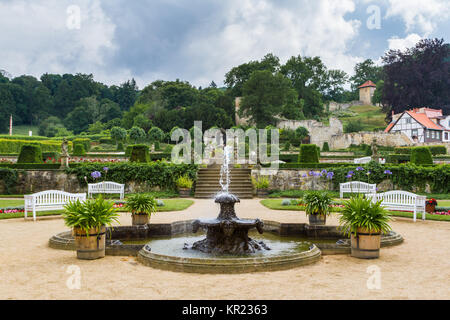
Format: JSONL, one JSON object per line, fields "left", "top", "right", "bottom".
{"left": 426, "top": 199, "right": 437, "bottom": 206}
{"left": 0, "top": 207, "right": 25, "bottom": 214}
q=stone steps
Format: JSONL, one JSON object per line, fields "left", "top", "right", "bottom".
{"left": 195, "top": 168, "right": 253, "bottom": 199}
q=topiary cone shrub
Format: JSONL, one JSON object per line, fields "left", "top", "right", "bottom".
{"left": 73, "top": 144, "right": 86, "bottom": 156}
{"left": 116, "top": 142, "right": 124, "bottom": 152}
{"left": 17, "top": 144, "right": 43, "bottom": 163}
{"left": 322, "top": 142, "right": 330, "bottom": 152}
{"left": 410, "top": 147, "right": 433, "bottom": 165}
{"left": 298, "top": 144, "right": 320, "bottom": 163}
{"left": 129, "top": 144, "right": 150, "bottom": 163}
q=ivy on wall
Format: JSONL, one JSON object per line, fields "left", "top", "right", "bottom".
{"left": 0, "top": 168, "right": 19, "bottom": 194}
{"left": 65, "top": 162, "right": 198, "bottom": 191}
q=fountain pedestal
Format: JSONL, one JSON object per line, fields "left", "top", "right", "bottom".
{"left": 190, "top": 192, "right": 269, "bottom": 255}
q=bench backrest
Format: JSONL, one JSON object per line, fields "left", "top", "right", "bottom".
{"left": 340, "top": 181, "right": 376, "bottom": 191}
{"left": 26, "top": 190, "right": 86, "bottom": 205}
{"left": 369, "top": 191, "right": 425, "bottom": 205}
{"left": 88, "top": 181, "right": 124, "bottom": 191}
{"left": 354, "top": 157, "right": 372, "bottom": 164}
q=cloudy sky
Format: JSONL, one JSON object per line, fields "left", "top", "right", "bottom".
{"left": 0, "top": 0, "right": 449, "bottom": 88}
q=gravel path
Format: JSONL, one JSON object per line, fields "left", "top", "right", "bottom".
{"left": 0, "top": 198, "right": 449, "bottom": 300}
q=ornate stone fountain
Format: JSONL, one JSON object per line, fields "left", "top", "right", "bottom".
{"left": 190, "top": 192, "right": 269, "bottom": 254}
{"left": 187, "top": 144, "right": 270, "bottom": 255}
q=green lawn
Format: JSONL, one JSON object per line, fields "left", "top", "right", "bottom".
{"left": 12, "top": 125, "right": 39, "bottom": 136}
{"left": 0, "top": 198, "right": 194, "bottom": 220}
{"left": 0, "top": 199, "right": 24, "bottom": 207}
{"left": 260, "top": 199, "right": 450, "bottom": 222}
{"left": 337, "top": 105, "right": 387, "bottom": 132}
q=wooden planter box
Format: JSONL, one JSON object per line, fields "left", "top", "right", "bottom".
{"left": 179, "top": 188, "right": 191, "bottom": 197}
{"left": 132, "top": 213, "right": 150, "bottom": 226}
{"left": 308, "top": 214, "right": 326, "bottom": 226}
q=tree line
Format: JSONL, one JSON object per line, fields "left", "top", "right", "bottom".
{"left": 0, "top": 38, "right": 448, "bottom": 134}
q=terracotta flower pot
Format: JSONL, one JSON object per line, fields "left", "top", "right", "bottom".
{"left": 73, "top": 226, "right": 106, "bottom": 260}
{"left": 351, "top": 227, "right": 381, "bottom": 259}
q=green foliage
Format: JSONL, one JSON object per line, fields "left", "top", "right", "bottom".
{"left": 298, "top": 144, "right": 319, "bottom": 163}
{"left": 175, "top": 174, "right": 193, "bottom": 189}
{"left": 0, "top": 168, "right": 18, "bottom": 194}
{"left": 128, "top": 126, "right": 146, "bottom": 144}
{"left": 410, "top": 147, "right": 433, "bottom": 165}
{"left": 125, "top": 194, "right": 157, "bottom": 216}
{"left": 322, "top": 142, "right": 330, "bottom": 152}
{"left": 42, "top": 152, "right": 60, "bottom": 161}
{"left": 395, "top": 146, "right": 446, "bottom": 156}
{"left": 0, "top": 139, "right": 64, "bottom": 154}
{"left": 17, "top": 145, "right": 43, "bottom": 163}
{"left": 148, "top": 126, "right": 165, "bottom": 142}
{"left": 303, "top": 191, "right": 333, "bottom": 216}
{"left": 125, "top": 145, "right": 133, "bottom": 157}
{"left": 72, "top": 138, "right": 91, "bottom": 152}
{"left": 110, "top": 126, "right": 127, "bottom": 144}
{"left": 283, "top": 141, "right": 291, "bottom": 151}
{"left": 62, "top": 196, "right": 120, "bottom": 234}
{"left": 339, "top": 195, "right": 392, "bottom": 236}
{"left": 72, "top": 144, "right": 86, "bottom": 156}
{"left": 252, "top": 176, "right": 270, "bottom": 189}
{"left": 344, "top": 120, "right": 364, "bottom": 133}
{"left": 129, "top": 144, "right": 150, "bottom": 163}
{"left": 65, "top": 162, "right": 198, "bottom": 191}
{"left": 99, "top": 137, "right": 114, "bottom": 145}
{"left": 116, "top": 142, "right": 124, "bottom": 151}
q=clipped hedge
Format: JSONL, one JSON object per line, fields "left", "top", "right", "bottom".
{"left": 322, "top": 142, "right": 330, "bottom": 152}
{"left": 411, "top": 147, "right": 433, "bottom": 165}
{"left": 395, "top": 145, "right": 447, "bottom": 156}
{"left": 129, "top": 144, "right": 150, "bottom": 163}
{"left": 17, "top": 145, "right": 43, "bottom": 164}
{"left": 72, "top": 144, "right": 86, "bottom": 156}
{"left": 65, "top": 162, "right": 198, "bottom": 190}
{"left": 298, "top": 144, "right": 319, "bottom": 163}
{"left": 385, "top": 154, "right": 410, "bottom": 164}
{"left": 0, "top": 168, "right": 18, "bottom": 194}
{"left": 0, "top": 139, "right": 64, "bottom": 154}
{"left": 72, "top": 138, "right": 91, "bottom": 152}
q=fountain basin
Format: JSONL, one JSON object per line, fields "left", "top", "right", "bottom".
{"left": 49, "top": 220, "right": 404, "bottom": 273}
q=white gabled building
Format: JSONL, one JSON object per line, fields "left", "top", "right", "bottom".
{"left": 385, "top": 108, "right": 448, "bottom": 143}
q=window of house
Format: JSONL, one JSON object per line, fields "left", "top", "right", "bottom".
{"left": 426, "top": 130, "right": 430, "bottom": 138}
{"left": 431, "top": 131, "right": 435, "bottom": 139}
{"left": 405, "top": 118, "right": 411, "bottom": 124}
{"left": 411, "top": 129, "right": 418, "bottom": 137}
{"left": 445, "top": 132, "right": 449, "bottom": 140}
{"left": 437, "top": 132, "right": 440, "bottom": 140}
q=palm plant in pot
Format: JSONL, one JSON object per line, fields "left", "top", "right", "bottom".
{"left": 339, "top": 195, "right": 392, "bottom": 259}
{"left": 126, "top": 194, "right": 157, "bottom": 226}
{"left": 176, "top": 175, "right": 193, "bottom": 197}
{"left": 304, "top": 191, "right": 332, "bottom": 226}
{"left": 63, "top": 196, "right": 120, "bottom": 260}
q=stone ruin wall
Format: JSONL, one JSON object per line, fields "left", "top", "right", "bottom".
{"left": 329, "top": 131, "right": 413, "bottom": 150}
{"left": 277, "top": 117, "right": 343, "bottom": 149}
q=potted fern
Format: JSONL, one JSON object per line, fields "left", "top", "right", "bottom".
{"left": 126, "top": 194, "right": 157, "bottom": 225}
{"left": 252, "top": 176, "right": 270, "bottom": 198}
{"left": 303, "top": 191, "right": 332, "bottom": 226}
{"left": 339, "top": 195, "right": 392, "bottom": 259}
{"left": 63, "top": 196, "right": 120, "bottom": 260}
{"left": 176, "top": 175, "right": 193, "bottom": 197}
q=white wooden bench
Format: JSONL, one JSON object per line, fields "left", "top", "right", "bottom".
{"left": 24, "top": 190, "right": 86, "bottom": 221}
{"left": 354, "top": 157, "right": 372, "bottom": 164}
{"left": 340, "top": 181, "right": 376, "bottom": 198}
{"left": 366, "top": 191, "right": 426, "bottom": 222}
{"left": 88, "top": 181, "right": 125, "bottom": 199}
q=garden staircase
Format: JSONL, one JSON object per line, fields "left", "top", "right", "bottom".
{"left": 195, "top": 167, "right": 253, "bottom": 199}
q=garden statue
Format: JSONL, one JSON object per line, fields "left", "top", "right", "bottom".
{"left": 371, "top": 138, "right": 379, "bottom": 163}
{"left": 60, "top": 138, "right": 69, "bottom": 168}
